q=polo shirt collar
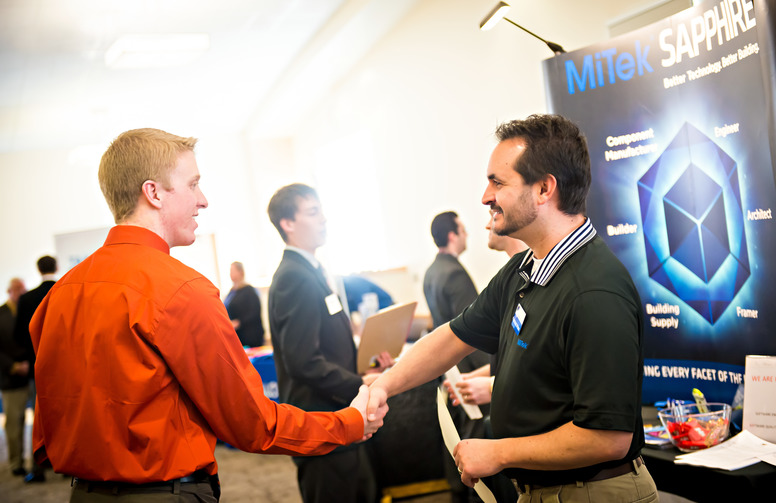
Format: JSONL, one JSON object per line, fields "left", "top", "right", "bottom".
{"left": 105, "top": 225, "right": 170, "bottom": 255}
{"left": 518, "top": 217, "right": 597, "bottom": 287}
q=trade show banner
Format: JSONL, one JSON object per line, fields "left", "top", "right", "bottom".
{"left": 543, "top": 0, "right": 776, "bottom": 403}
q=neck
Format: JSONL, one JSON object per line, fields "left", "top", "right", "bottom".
{"left": 286, "top": 239, "right": 317, "bottom": 257}
{"left": 505, "top": 241, "right": 528, "bottom": 258}
{"left": 121, "top": 206, "right": 169, "bottom": 247}
{"left": 437, "top": 246, "right": 458, "bottom": 258}
{"left": 525, "top": 213, "right": 585, "bottom": 259}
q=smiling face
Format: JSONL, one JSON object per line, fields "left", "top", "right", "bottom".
{"left": 158, "top": 150, "right": 208, "bottom": 248}
{"left": 482, "top": 138, "right": 538, "bottom": 239}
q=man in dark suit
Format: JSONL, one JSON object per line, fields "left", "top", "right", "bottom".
{"left": 14, "top": 254, "right": 57, "bottom": 483}
{"left": 423, "top": 211, "right": 477, "bottom": 330}
{"left": 267, "top": 183, "right": 384, "bottom": 503}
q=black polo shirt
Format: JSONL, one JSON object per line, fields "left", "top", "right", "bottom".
{"left": 450, "top": 219, "right": 645, "bottom": 486}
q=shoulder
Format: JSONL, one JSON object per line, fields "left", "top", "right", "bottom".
{"left": 273, "top": 254, "right": 312, "bottom": 282}
{"left": 426, "top": 254, "right": 461, "bottom": 275}
{"left": 562, "top": 236, "right": 639, "bottom": 302}
{"left": 121, "top": 245, "right": 218, "bottom": 303}
{"left": 573, "top": 236, "right": 632, "bottom": 279}
{"left": 270, "top": 255, "right": 316, "bottom": 296}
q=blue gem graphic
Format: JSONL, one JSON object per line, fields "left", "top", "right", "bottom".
{"left": 637, "top": 123, "right": 749, "bottom": 324}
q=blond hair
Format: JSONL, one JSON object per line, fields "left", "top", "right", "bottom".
{"left": 98, "top": 128, "right": 198, "bottom": 223}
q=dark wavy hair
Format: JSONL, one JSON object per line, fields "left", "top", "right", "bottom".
{"left": 495, "top": 114, "right": 590, "bottom": 215}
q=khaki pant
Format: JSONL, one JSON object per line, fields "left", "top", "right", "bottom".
{"left": 516, "top": 464, "right": 659, "bottom": 503}
{"left": 1, "top": 387, "right": 29, "bottom": 471}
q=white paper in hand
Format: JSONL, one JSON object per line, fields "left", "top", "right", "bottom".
{"left": 444, "top": 365, "right": 483, "bottom": 419}
{"left": 436, "top": 388, "right": 496, "bottom": 503}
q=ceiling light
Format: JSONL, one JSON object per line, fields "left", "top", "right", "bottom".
{"left": 479, "top": 2, "right": 566, "bottom": 55}
{"left": 479, "top": 1, "right": 511, "bottom": 31}
{"left": 105, "top": 34, "right": 210, "bottom": 69}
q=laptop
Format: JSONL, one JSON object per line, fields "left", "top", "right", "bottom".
{"left": 357, "top": 301, "right": 417, "bottom": 373}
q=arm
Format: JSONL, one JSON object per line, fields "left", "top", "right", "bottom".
{"left": 158, "top": 278, "right": 367, "bottom": 456}
{"left": 13, "top": 296, "right": 35, "bottom": 362}
{"left": 443, "top": 364, "right": 492, "bottom": 405}
{"left": 453, "top": 422, "right": 632, "bottom": 486}
{"left": 367, "top": 323, "right": 474, "bottom": 419}
{"left": 455, "top": 288, "right": 641, "bottom": 485}
{"left": 466, "top": 364, "right": 491, "bottom": 378}
{"left": 446, "top": 376, "right": 492, "bottom": 406}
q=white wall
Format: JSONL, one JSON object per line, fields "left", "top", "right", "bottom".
{"left": 0, "top": 0, "right": 662, "bottom": 302}
{"left": 288, "top": 0, "right": 660, "bottom": 296}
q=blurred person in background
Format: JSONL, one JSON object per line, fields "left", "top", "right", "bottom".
{"left": 0, "top": 277, "right": 29, "bottom": 477}
{"left": 224, "top": 261, "right": 265, "bottom": 347}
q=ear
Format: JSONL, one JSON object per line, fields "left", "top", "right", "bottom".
{"left": 279, "top": 217, "right": 295, "bottom": 237}
{"left": 141, "top": 180, "right": 164, "bottom": 210}
{"left": 536, "top": 174, "right": 558, "bottom": 206}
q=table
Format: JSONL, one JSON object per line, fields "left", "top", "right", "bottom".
{"left": 641, "top": 407, "right": 776, "bottom": 502}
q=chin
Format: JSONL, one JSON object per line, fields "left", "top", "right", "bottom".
{"left": 173, "top": 235, "right": 196, "bottom": 248}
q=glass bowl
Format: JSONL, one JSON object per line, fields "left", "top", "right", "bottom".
{"left": 658, "top": 402, "right": 731, "bottom": 452}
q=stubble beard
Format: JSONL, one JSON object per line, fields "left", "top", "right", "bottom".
{"left": 493, "top": 189, "right": 537, "bottom": 237}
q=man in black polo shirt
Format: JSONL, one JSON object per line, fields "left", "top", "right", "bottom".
{"left": 368, "top": 115, "right": 657, "bottom": 502}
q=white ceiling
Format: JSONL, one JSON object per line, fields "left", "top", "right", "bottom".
{"left": 0, "top": 0, "right": 418, "bottom": 153}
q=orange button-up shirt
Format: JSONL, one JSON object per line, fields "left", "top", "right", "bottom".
{"left": 30, "top": 225, "right": 362, "bottom": 483}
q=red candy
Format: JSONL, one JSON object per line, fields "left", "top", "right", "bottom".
{"left": 666, "top": 417, "right": 730, "bottom": 450}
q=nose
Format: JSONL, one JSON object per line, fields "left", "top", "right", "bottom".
{"left": 482, "top": 185, "right": 494, "bottom": 206}
{"left": 198, "top": 187, "right": 209, "bottom": 209}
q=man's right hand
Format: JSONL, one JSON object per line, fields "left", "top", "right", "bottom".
{"left": 366, "top": 384, "right": 388, "bottom": 422}
{"left": 350, "top": 385, "right": 388, "bottom": 439}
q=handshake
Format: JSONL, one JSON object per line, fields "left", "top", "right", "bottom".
{"left": 348, "top": 384, "right": 391, "bottom": 440}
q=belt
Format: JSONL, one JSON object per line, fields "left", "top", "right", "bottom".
{"left": 74, "top": 470, "right": 211, "bottom": 492}
{"left": 514, "top": 456, "right": 643, "bottom": 492}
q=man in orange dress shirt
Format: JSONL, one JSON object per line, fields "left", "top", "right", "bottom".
{"left": 29, "top": 128, "right": 387, "bottom": 502}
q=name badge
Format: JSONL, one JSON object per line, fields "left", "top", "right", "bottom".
{"left": 512, "top": 304, "right": 526, "bottom": 336}
{"left": 325, "top": 293, "right": 343, "bottom": 315}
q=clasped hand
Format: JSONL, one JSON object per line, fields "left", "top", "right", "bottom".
{"left": 349, "top": 385, "right": 389, "bottom": 440}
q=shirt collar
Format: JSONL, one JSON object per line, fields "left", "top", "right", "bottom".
{"left": 519, "top": 217, "right": 597, "bottom": 287}
{"left": 105, "top": 225, "right": 170, "bottom": 255}
{"left": 285, "top": 246, "right": 320, "bottom": 269}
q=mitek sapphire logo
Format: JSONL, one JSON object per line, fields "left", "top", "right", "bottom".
{"left": 565, "top": 41, "right": 653, "bottom": 95}
{"left": 637, "top": 122, "right": 750, "bottom": 324}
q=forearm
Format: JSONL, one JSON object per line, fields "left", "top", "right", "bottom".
{"left": 492, "top": 422, "right": 633, "bottom": 471}
{"left": 466, "top": 364, "right": 491, "bottom": 378}
{"left": 372, "top": 323, "right": 473, "bottom": 398}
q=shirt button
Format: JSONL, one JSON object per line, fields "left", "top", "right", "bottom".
{"left": 519, "top": 292, "right": 525, "bottom": 298}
